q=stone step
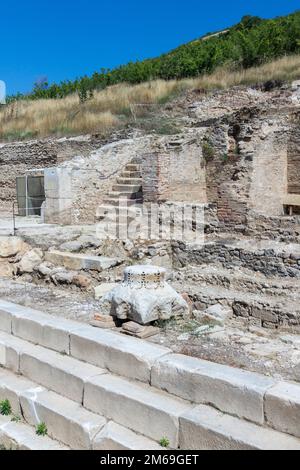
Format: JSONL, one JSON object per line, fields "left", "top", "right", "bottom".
{"left": 84, "top": 374, "right": 191, "bottom": 448}
{"left": 1, "top": 300, "right": 300, "bottom": 447}
{"left": 151, "top": 353, "right": 275, "bottom": 425}
{"left": 0, "top": 299, "right": 171, "bottom": 382}
{"left": 125, "top": 164, "right": 140, "bottom": 171}
{"left": 0, "top": 369, "right": 106, "bottom": 449}
{"left": 0, "top": 415, "right": 69, "bottom": 450}
{"left": 103, "top": 198, "right": 143, "bottom": 207}
{"left": 179, "top": 405, "right": 300, "bottom": 450}
{"left": 93, "top": 421, "right": 161, "bottom": 450}
{"left": 121, "top": 171, "right": 141, "bottom": 178}
{"left": 0, "top": 331, "right": 177, "bottom": 448}
{"left": 112, "top": 183, "right": 142, "bottom": 193}
{"left": 0, "top": 330, "right": 107, "bottom": 403}
{"left": 44, "top": 250, "right": 121, "bottom": 272}
{"left": 96, "top": 205, "right": 142, "bottom": 216}
{"left": 117, "top": 177, "right": 142, "bottom": 185}
{"left": 106, "top": 191, "right": 143, "bottom": 200}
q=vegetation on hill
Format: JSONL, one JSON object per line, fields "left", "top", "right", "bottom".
{"left": 9, "top": 10, "right": 300, "bottom": 102}
{"left": 1, "top": 54, "right": 300, "bottom": 141}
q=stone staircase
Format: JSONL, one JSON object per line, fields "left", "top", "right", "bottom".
{"left": 96, "top": 158, "right": 143, "bottom": 238}
{"left": 0, "top": 299, "right": 300, "bottom": 450}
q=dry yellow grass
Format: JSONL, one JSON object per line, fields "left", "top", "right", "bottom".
{"left": 1, "top": 54, "right": 300, "bottom": 141}
{"left": 188, "top": 54, "right": 300, "bottom": 90}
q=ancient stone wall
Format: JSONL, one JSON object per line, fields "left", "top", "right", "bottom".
{"left": 245, "top": 212, "right": 300, "bottom": 243}
{"left": 172, "top": 240, "right": 300, "bottom": 278}
{"left": 0, "top": 136, "right": 102, "bottom": 211}
{"left": 287, "top": 121, "right": 300, "bottom": 194}
{"left": 54, "top": 137, "right": 153, "bottom": 224}
{"left": 142, "top": 133, "right": 207, "bottom": 204}
{"left": 248, "top": 117, "right": 289, "bottom": 216}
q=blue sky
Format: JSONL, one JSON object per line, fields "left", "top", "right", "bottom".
{"left": 1, "top": 0, "right": 299, "bottom": 95}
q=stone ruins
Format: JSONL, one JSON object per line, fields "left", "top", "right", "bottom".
{"left": 100, "top": 265, "right": 189, "bottom": 324}
{"left": 0, "top": 82, "right": 300, "bottom": 450}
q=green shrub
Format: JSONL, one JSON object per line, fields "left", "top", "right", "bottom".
{"left": 202, "top": 141, "right": 215, "bottom": 161}
{"left": 0, "top": 400, "right": 12, "bottom": 416}
{"left": 36, "top": 422, "right": 48, "bottom": 436}
{"left": 159, "top": 437, "right": 170, "bottom": 448}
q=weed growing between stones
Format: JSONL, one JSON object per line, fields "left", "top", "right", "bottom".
{"left": 36, "top": 422, "right": 48, "bottom": 436}
{"left": 0, "top": 399, "right": 12, "bottom": 416}
{"left": 159, "top": 437, "right": 170, "bottom": 448}
{"left": 11, "top": 414, "right": 21, "bottom": 423}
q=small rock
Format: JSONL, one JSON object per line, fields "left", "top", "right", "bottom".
{"left": 52, "top": 271, "right": 75, "bottom": 284}
{"left": 204, "top": 304, "right": 232, "bottom": 322}
{"left": 124, "top": 240, "right": 134, "bottom": 251}
{"left": 0, "top": 261, "right": 13, "bottom": 278}
{"left": 36, "top": 262, "right": 53, "bottom": 277}
{"left": 72, "top": 273, "right": 91, "bottom": 289}
{"left": 59, "top": 241, "right": 83, "bottom": 252}
{"left": 0, "top": 236, "right": 29, "bottom": 258}
{"left": 18, "top": 248, "right": 43, "bottom": 273}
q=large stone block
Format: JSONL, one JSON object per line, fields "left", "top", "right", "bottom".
{"left": 179, "top": 405, "right": 300, "bottom": 450}
{"left": 84, "top": 374, "right": 191, "bottom": 448}
{"left": 70, "top": 326, "right": 170, "bottom": 383}
{"left": 0, "top": 237, "right": 29, "bottom": 258}
{"left": 45, "top": 250, "right": 120, "bottom": 272}
{"left": 151, "top": 354, "right": 275, "bottom": 424}
{"left": 0, "top": 369, "right": 37, "bottom": 416}
{"left": 93, "top": 421, "right": 161, "bottom": 450}
{"left": 20, "top": 345, "right": 106, "bottom": 403}
{"left": 0, "top": 416, "right": 69, "bottom": 450}
{"left": 0, "top": 309, "right": 12, "bottom": 333}
{"left": 0, "top": 330, "right": 29, "bottom": 372}
{"left": 0, "top": 302, "right": 83, "bottom": 354}
{"left": 265, "top": 381, "right": 300, "bottom": 438}
{"left": 12, "top": 313, "right": 71, "bottom": 354}
{"left": 20, "top": 388, "right": 106, "bottom": 450}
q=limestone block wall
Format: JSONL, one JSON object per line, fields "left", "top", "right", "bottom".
{"left": 249, "top": 118, "right": 289, "bottom": 216}
{"left": 0, "top": 136, "right": 102, "bottom": 211}
{"left": 142, "top": 134, "right": 207, "bottom": 204}
{"left": 45, "top": 136, "right": 153, "bottom": 224}
{"left": 287, "top": 123, "right": 300, "bottom": 194}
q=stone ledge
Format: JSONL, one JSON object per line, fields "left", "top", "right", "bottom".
{"left": 1, "top": 299, "right": 300, "bottom": 439}
{"left": 151, "top": 353, "right": 275, "bottom": 425}
{"left": 93, "top": 421, "right": 164, "bottom": 450}
{"left": 84, "top": 373, "right": 192, "bottom": 449}
{"left": 179, "top": 405, "right": 300, "bottom": 450}
{"left": 70, "top": 326, "right": 171, "bottom": 383}
{"left": 265, "top": 381, "right": 300, "bottom": 438}
{"left": 0, "top": 299, "right": 171, "bottom": 383}
{"left": 45, "top": 250, "right": 121, "bottom": 272}
{"left": 0, "top": 415, "right": 69, "bottom": 450}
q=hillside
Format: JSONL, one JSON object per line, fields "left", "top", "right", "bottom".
{"left": 1, "top": 54, "right": 300, "bottom": 141}
{"left": 1, "top": 11, "right": 300, "bottom": 141}
{"left": 11, "top": 10, "right": 300, "bottom": 102}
